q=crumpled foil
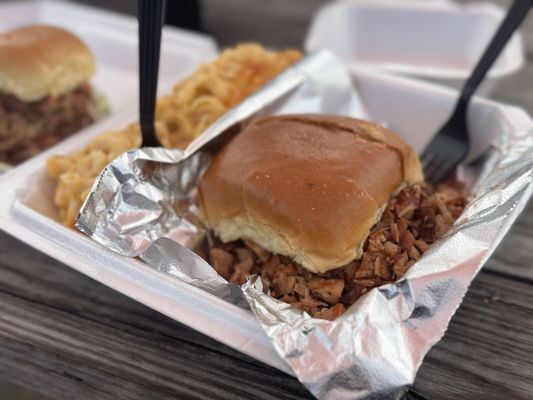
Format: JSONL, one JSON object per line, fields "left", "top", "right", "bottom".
{"left": 76, "top": 50, "right": 533, "bottom": 399}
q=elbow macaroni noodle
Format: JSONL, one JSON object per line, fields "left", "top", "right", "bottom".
{"left": 47, "top": 44, "right": 302, "bottom": 227}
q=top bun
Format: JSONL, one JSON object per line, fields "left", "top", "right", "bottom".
{"left": 0, "top": 24, "right": 95, "bottom": 101}
{"left": 198, "top": 114, "right": 423, "bottom": 273}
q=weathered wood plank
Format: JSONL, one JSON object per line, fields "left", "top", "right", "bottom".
{"left": 484, "top": 199, "right": 533, "bottom": 280}
{"left": 199, "top": 0, "right": 326, "bottom": 49}
{"left": 413, "top": 270, "right": 533, "bottom": 399}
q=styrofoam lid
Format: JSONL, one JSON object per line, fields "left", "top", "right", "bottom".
{"left": 305, "top": 0, "right": 524, "bottom": 79}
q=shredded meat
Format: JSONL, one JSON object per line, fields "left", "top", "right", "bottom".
{"left": 0, "top": 84, "right": 99, "bottom": 164}
{"left": 199, "top": 180, "right": 468, "bottom": 320}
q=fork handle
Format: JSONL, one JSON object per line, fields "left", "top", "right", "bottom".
{"left": 456, "top": 0, "right": 531, "bottom": 111}
{"left": 139, "top": 0, "right": 166, "bottom": 147}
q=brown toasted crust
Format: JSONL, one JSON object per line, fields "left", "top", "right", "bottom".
{"left": 198, "top": 114, "right": 423, "bottom": 273}
{"left": 0, "top": 24, "right": 95, "bottom": 101}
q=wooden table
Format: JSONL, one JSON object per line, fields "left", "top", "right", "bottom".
{"left": 1, "top": 0, "right": 532, "bottom": 399}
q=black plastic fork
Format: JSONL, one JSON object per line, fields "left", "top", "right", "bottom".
{"left": 138, "top": 0, "right": 167, "bottom": 147}
{"left": 422, "top": 0, "right": 532, "bottom": 185}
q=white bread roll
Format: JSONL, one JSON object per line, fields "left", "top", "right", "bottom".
{"left": 0, "top": 24, "right": 95, "bottom": 101}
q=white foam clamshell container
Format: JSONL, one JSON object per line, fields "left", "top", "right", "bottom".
{"left": 0, "top": 67, "right": 531, "bottom": 374}
{"left": 305, "top": 0, "right": 524, "bottom": 94}
{"left": 0, "top": 0, "right": 218, "bottom": 125}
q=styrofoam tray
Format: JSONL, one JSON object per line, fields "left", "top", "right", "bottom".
{"left": 0, "top": 69, "right": 531, "bottom": 374}
{"left": 305, "top": 0, "right": 524, "bottom": 94}
{"left": 0, "top": 0, "right": 218, "bottom": 115}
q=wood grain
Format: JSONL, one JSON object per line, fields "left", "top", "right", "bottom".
{"left": 199, "top": 0, "right": 326, "bottom": 48}
{"left": 414, "top": 271, "right": 533, "bottom": 399}
{"left": 484, "top": 200, "right": 533, "bottom": 280}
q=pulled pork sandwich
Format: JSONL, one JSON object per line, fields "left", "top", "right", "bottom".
{"left": 0, "top": 24, "right": 107, "bottom": 164}
{"left": 197, "top": 114, "right": 467, "bottom": 320}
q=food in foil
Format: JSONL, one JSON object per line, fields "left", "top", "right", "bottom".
{"left": 198, "top": 180, "right": 467, "bottom": 320}
{"left": 196, "top": 114, "right": 468, "bottom": 319}
{"left": 0, "top": 25, "right": 108, "bottom": 165}
{"left": 47, "top": 44, "right": 302, "bottom": 227}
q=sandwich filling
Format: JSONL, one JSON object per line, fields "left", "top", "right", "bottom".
{"left": 0, "top": 84, "right": 106, "bottom": 164}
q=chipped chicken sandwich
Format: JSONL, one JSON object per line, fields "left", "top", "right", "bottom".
{"left": 0, "top": 24, "right": 107, "bottom": 164}
{"left": 197, "top": 115, "right": 467, "bottom": 320}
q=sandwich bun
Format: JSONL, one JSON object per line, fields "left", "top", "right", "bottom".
{"left": 0, "top": 24, "right": 95, "bottom": 102}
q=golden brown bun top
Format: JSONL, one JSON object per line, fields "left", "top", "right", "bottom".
{"left": 0, "top": 24, "right": 95, "bottom": 101}
{"left": 198, "top": 114, "right": 423, "bottom": 273}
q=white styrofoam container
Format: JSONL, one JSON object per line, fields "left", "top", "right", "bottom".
{"left": 0, "top": 0, "right": 218, "bottom": 117}
{"left": 305, "top": 0, "right": 524, "bottom": 94}
{"left": 0, "top": 69, "right": 531, "bottom": 374}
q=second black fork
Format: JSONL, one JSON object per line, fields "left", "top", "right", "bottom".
{"left": 421, "top": 0, "right": 532, "bottom": 185}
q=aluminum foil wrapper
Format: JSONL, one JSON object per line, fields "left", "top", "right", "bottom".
{"left": 76, "top": 50, "right": 533, "bottom": 399}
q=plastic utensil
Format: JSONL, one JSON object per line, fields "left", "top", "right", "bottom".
{"left": 138, "top": 0, "right": 167, "bottom": 146}
{"left": 422, "top": 0, "right": 531, "bottom": 185}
